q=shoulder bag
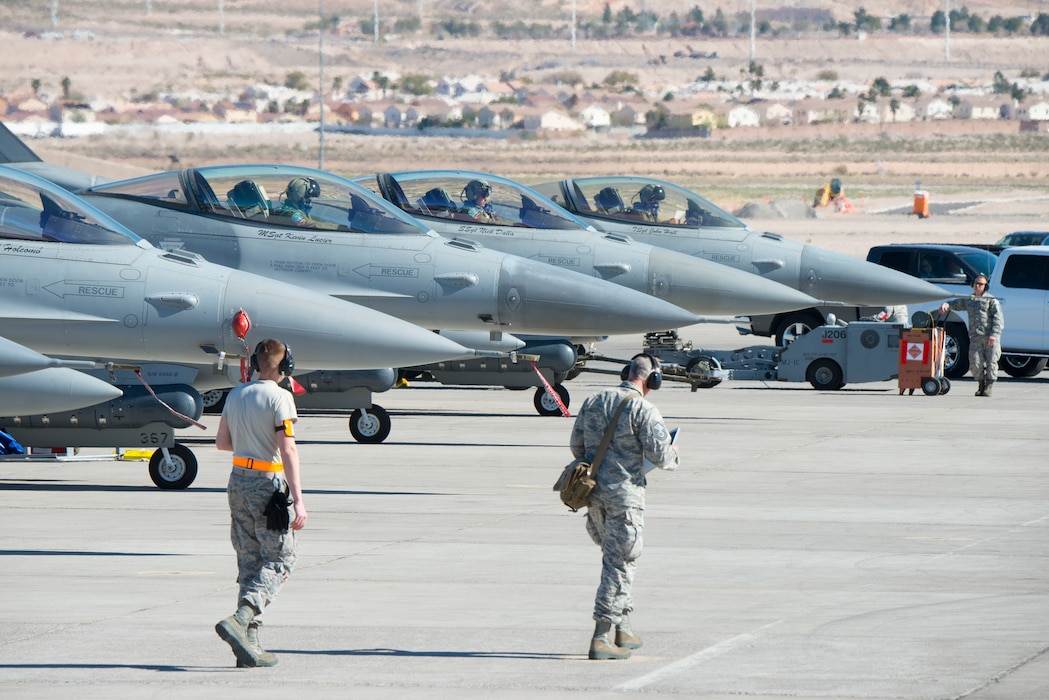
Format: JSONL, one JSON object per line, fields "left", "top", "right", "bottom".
{"left": 554, "top": 396, "right": 637, "bottom": 512}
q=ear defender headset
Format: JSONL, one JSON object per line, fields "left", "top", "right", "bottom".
{"left": 250, "top": 340, "right": 295, "bottom": 376}
{"left": 620, "top": 353, "right": 663, "bottom": 390}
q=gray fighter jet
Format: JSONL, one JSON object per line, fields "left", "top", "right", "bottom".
{"left": 360, "top": 170, "right": 822, "bottom": 317}
{"left": 0, "top": 165, "right": 472, "bottom": 485}
{"left": 531, "top": 175, "right": 949, "bottom": 306}
{"left": 64, "top": 163, "right": 709, "bottom": 441}
{"left": 73, "top": 165, "right": 700, "bottom": 337}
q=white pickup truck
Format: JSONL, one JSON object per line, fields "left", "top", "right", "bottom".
{"left": 988, "top": 246, "right": 1049, "bottom": 377}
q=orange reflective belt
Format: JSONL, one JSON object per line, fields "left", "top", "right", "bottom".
{"left": 232, "top": 456, "right": 282, "bottom": 472}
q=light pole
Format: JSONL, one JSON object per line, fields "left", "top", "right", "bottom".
{"left": 750, "top": 0, "right": 756, "bottom": 63}
{"left": 944, "top": 0, "right": 951, "bottom": 62}
{"left": 318, "top": 0, "right": 325, "bottom": 169}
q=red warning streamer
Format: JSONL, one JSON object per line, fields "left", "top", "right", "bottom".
{"left": 135, "top": 369, "right": 207, "bottom": 430}
{"left": 530, "top": 361, "right": 571, "bottom": 417}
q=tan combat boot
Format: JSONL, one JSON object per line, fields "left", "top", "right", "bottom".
{"left": 615, "top": 612, "right": 643, "bottom": 650}
{"left": 589, "top": 619, "right": 631, "bottom": 660}
{"left": 237, "top": 622, "right": 278, "bottom": 668}
{"left": 982, "top": 380, "right": 993, "bottom": 397}
{"left": 216, "top": 603, "right": 258, "bottom": 667}
{"left": 975, "top": 380, "right": 985, "bottom": 396}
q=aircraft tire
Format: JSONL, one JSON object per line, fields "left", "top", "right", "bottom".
{"left": 685, "top": 355, "right": 723, "bottom": 389}
{"left": 806, "top": 358, "right": 844, "bottom": 390}
{"left": 148, "top": 443, "right": 198, "bottom": 490}
{"left": 534, "top": 385, "right": 569, "bottom": 416}
{"left": 201, "top": 389, "right": 228, "bottom": 414}
{"left": 349, "top": 405, "right": 392, "bottom": 444}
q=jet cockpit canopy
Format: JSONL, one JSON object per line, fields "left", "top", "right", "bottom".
{"left": 0, "top": 165, "right": 145, "bottom": 246}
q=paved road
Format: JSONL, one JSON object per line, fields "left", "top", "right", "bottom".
{"left": 3, "top": 325, "right": 1047, "bottom": 698}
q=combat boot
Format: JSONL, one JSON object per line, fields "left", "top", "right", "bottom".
{"left": 615, "top": 612, "right": 643, "bottom": 650}
{"left": 982, "top": 380, "right": 993, "bottom": 397}
{"left": 975, "top": 380, "right": 985, "bottom": 396}
{"left": 589, "top": 619, "right": 631, "bottom": 660}
{"left": 237, "top": 622, "right": 278, "bottom": 668}
{"left": 216, "top": 602, "right": 258, "bottom": 667}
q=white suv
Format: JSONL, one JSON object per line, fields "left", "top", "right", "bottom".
{"left": 991, "top": 246, "right": 1049, "bottom": 377}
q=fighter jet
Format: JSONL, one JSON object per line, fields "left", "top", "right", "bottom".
{"left": 358, "top": 169, "right": 822, "bottom": 317}
{"left": 0, "top": 166, "right": 471, "bottom": 370}
{"left": 531, "top": 175, "right": 949, "bottom": 306}
{"left": 0, "top": 165, "right": 473, "bottom": 484}
{"left": 68, "top": 164, "right": 700, "bottom": 337}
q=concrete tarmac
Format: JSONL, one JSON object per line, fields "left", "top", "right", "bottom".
{"left": 2, "top": 324, "right": 1047, "bottom": 699}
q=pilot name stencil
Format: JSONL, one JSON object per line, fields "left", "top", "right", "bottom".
{"left": 2, "top": 244, "right": 43, "bottom": 255}
{"left": 256, "top": 230, "right": 333, "bottom": 245}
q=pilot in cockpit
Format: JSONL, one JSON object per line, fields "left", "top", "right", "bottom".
{"left": 461, "top": 179, "right": 500, "bottom": 224}
{"left": 277, "top": 176, "right": 320, "bottom": 226}
{"left": 632, "top": 184, "right": 666, "bottom": 222}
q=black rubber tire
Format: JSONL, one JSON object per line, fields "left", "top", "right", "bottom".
{"left": 348, "top": 405, "right": 392, "bottom": 444}
{"left": 922, "top": 376, "right": 943, "bottom": 396}
{"left": 938, "top": 377, "right": 951, "bottom": 395}
{"left": 534, "top": 384, "right": 570, "bottom": 416}
{"left": 943, "top": 325, "right": 970, "bottom": 379}
{"left": 775, "top": 311, "right": 823, "bottom": 347}
{"left": 685, "top": 355, "right": 723, "bottom": 389}
{"left": 999, "top": 356, "right": 1047, "bottom": 378}
{"left": 148, "top": 444, "right": 198, "bottom": 490}
{"left": 806, "top": 358, "right": 845, "bottom": 390}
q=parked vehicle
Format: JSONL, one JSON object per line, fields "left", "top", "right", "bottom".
{"left": 995, "top": 231, "right": 1049, "bottom": 247}
{"left": 745, "top": 244, "right": 999, "bottom": 378}
{"left": 988, "top": 246, "right": 1049, "bottom": 377}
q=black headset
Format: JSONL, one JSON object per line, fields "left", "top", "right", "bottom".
{"left": 250, "top": 340, "right": 295, "bottom": 376}
{"left": 620, "top": 353, "right": 662, "bottom": 390}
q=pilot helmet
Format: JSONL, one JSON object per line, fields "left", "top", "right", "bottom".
{"left": 639, "top": 184, "right": 666, "bottom": 203}
{"left": 285, "top": 176, "right": 320, "bottom": 210}
{"left": 464, "top": 179, "right": 492, "bottom": 201}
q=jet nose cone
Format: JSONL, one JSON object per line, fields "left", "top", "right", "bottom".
{"left": 499, "top": 257, "right": 699, "bottom": 334}
{"left": 1, "top": 369, "right": 124, "bottom": 415}
{"left": 800, "top": 247, "right": 950, "bottom": 305}
{"left": 225, "top": 272, "right": 470, "bottom": 369}
{"left": 648, "top": 248, "right": 820, "bottom": 315}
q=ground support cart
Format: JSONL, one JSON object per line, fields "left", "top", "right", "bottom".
{"left": 581, "top": 323, "right": 904, "bottom": 392}
{"left": 898, "top": 327, "right": 950, "bottom": 396}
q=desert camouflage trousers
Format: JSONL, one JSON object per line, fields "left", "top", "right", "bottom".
{"left": 228, "top": 471, "right": 298, "bottom": 620}
{"left": 970, "top": 335, "right": 1001, "bottom": 383}
{"left": 586, "top": 500, "right": 644, "bottom": 625}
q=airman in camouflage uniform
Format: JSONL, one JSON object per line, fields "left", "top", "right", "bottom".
{"left": 214, "top": 339, "right": 308, "bottom": 668}
{"left": 570, "top": 354, "right": 678, "bottom": 660}
{"left": 941, "top": 274, "right": 1004, "bottom": 396}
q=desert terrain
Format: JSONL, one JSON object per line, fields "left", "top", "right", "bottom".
{"left": 3, "top": 0, "right": 1049, "bottom": 257}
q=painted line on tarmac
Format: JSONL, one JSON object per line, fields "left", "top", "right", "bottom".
{"left": 613, "top": 619, "right": 784, "bottom": 692}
